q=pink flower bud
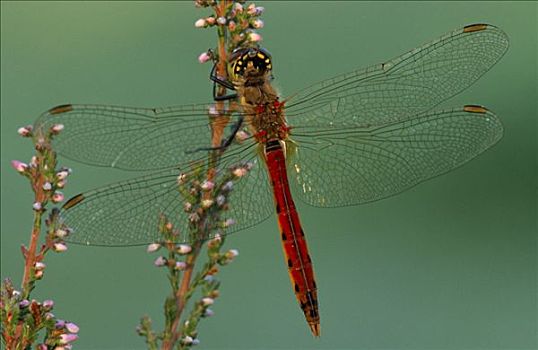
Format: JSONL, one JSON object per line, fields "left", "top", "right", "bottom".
{"left": 52, "top": 192, "right": 64, "bottom": 203}
{"left": 175, "top": 261, "right": 187, "bottom": 270}
{"left": 55, "top": 229, "right": 69, "bottom": 238}
{"left": 42, "top": 182, "right": 52, "bottom": 191}
{"left": 177, "top": 244, "right": 192, "bottom": 255}
{"left": 252, "top": 19, "right": 264, "bottom": 29}
{"left": 57, "top": 180, "right": 66, "bottom": 188}
{"left": 249, "top": 32, "right": 262, "bottom": 42}
{"left": 224, "top": 218, "right": 236, "bottom": 228}
{"left": 56, "top": 171, "right": 69, "bottom": 180}
{"left": 65, "top": 322, "right": 79, "bottom": 333}
{"left": 146, "top": 243, "right": 161, "bottom": 253}
{"left": 235, "top": 130, "right": 249, "bottom": 142}
{"left": 206, "top": 17, "right": 215, "bottom": 25}
{"left": 35, "top": 261, "right": 46, "bottom": 270}
{"left": 234, "top": 2, "right": 243, "bottom": 12}
{"left": 216, "top": 16, "right": 226, "bottom": 25}
{"left": 189, "top": 212, "right": 200, "bottom": 223}
{"left": 51, "top": 124, "right": 64, "bottom": 134}
{"left": 201, "top": 180, "right": 214, "bottom": 191}
{"left": 59, "top": 333, "right": 78, "bottom": 344}
{"left": 43, "top": 300, "right": 54, "bottom": 309}
{"left": 203, "top": 308, "right": 214, "bottom": 317}
{"left": 233, "top": 167, "right": 248, "bottom": 178}
{"left": 35, "top": 270, "right": 44, "bottom": 279}
{"left": 33, "top": 202, "right": 42, "bottom": 211}
{"left": 177, "top": 173, "right": 187, "bottom": 184}
{"left": 17, "top": 125, "right": 32, "bottom": 137}
{"left": 11, "top": 160, "right": 28, "bottom": 173}
{"left": 202, "top": 297, "right": 214, "bottom": 306}
{"left": 154, "top": 256, "right": 167, "bottom": 267}
{"left": 216, "top": 195, "right": 226, "bottom": 206}
{"left": 182, "top": 336, "right": 194, "bottom": 345}
{"left": 30, "top": 156, "right": 38, "bottom": 167}
{"left": 222, "top": 181, "right": 233, "bottom": 192}
{"left": 228, "top": 21, "right": 236, "bottom": 31}
{"left": 194, "top": 18, "right": 206, "bottom": 28}
{"left": 183, "top": 202, "right": 192, "bottom": 212}
{"left": 226, "top": 249, "right": 239, "bottom": 259}
{"left": 53, "top": 242, "right": 68, "bottom": 252}
{"left": 198, "top": 51, "right": 211, "bottom": 64}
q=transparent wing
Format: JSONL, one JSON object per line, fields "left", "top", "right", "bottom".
{"left": 33, "top": 103, "right": 250, "bottom": 171}
{"left": 288, "top": 106, "right": 503, "bottom": 207}
{"left": 60, "top": 141, "right": 275, "bottom": 246}
{"left": 285, "top": 24, "right": 509, "bottom": 126}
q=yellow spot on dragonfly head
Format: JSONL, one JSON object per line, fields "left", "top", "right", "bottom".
{"left": 265, "top": 58, "right": 270, "bottom": 63}
{"left": 257, "top": 53, "right": 265, "bottom": 59}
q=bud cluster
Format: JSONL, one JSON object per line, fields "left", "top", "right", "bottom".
{"left": 1, "top": 279, "right": 79, "bottom": 349}
{"left": 195, "top": 1, "right": 265, "bottom": 63}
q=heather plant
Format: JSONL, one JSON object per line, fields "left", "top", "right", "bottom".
{"left": 1, "top": 125, "right": 79, "bottom": 349}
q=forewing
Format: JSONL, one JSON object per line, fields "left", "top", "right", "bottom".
{"left": 33, "top": 103, "right": 239, "bottom": 170}
{"left": 288, "top": 106, "right": 503, "bottom": 207}
{"left": 285, "top": 24, "right": 509, "bottom": 126}
{"left": 60, "top": 141, "right": 274, "bottom": 246}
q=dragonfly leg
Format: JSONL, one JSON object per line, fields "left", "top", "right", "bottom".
{"left": 210, "top": 64, "right": 238, "bottom": 101}
{"left": 185, "top": 117, "right": 245, "bottom": 154}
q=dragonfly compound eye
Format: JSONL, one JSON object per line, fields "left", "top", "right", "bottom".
{"left": 230, "top": 47, "right": 272, "bottom": 80}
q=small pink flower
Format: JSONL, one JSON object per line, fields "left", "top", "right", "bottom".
{"left": 43, "top": 300, "right": 54, "bottom": 309}
{"left": 226, "top": 249, "right": 239, "bottom": 259}
{"left": 51, "top": 124, "right": 64, "bottom": 134}
{"left": 17, "top": 125, "right": 32, "bottom": 137}
{"left": 53, "top": 242, "right": 68, "bottom": 252}
{"left": 182, "top": 336, "right": 194, "bottom": 345}
{"left": 194, "top": 18, "right": 206, "bottom": 28}
{"left": 57, "top": 180, "right": 66, "bottom": 188}
{"left": 234, "top": 2, "right": 243, "bottom": 13}
{"left": 183, "top": 202, "right": 192, "bottom": 212}
{"left": 56, "top": 171, "right": 69, "bottom": 180}
{"left": 198, "top": 51, "right": 211, "bottom": 64}
{"left": 59, "top": 333, "right": 78, "bottom": 344}
{"left": 52, "top": 192, "right": 64, "bottom": 203}
{"left": 177, "top": 244, "right": 192, "bottom": 255}
{"left": 216, "top": 16, "right": 226, "bottom": 25}
{"left": 175, "top": 261, "right": 187, "bottom": 270}
{"left": 233, "top": 167, "right": 248, "bottom": 178}
{"left": 42, "top": 182, "right": 52, "bottom": 191}
{"left": 33, "top": 202, "right": 42, "bottom": 211}
{"left": 235, "top": 130, "right": 249, "bottom": 142}
{"left": 146, "top": 243, "right": 161, "bottom": 253}
{"left": 35, "top": 270, "right": 44, "bottom": 279}
{"left": 154, "top": 256, "right": 167, "bottom": 267}
{"left": 249, "top": 32, "right": 262, "bottom": 42}
{"left": 204, "top": 308, "right": 214, "bottom": 317}
{"left": 201, "top": 180, "right": 214, "bottom": 191}
{"left": 30, "top": 156, "right": 38, "bottom": 167}
{"left": 55, "top": 229, "right": 69, "bottom": 239}
{"left": 11, "top": 160, "right": 28, "bottom": 173}
{"left": 252, "top": 19, "right": 264, "bottom": 29}
{"left": 224, "top": 218, "right": 236, "bottom": 228}
{"left": 189, "top": 212, "right": 200, "bottom": 223}
{"left": 35, "top": 261, "right": 46, "bottom": 270}
{"left": 228, "top": 21, "right": 236, "bottom": 31}
{"left": 205, "top": 17, "right": 215, "bottom": 25}
{"left": 65, "top": 322, "right": 79, "bottom": 333}
{"left": 202, "top": 297, "right": 214, "bottom": 306}
{"left": 177, "top": 173, "right": 187, "bottom": 184}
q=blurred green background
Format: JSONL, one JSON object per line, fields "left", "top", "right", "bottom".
{"left": 1, "top": 1, "right": 536, "bottom": 349}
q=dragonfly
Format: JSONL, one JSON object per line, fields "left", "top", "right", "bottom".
{"left": 34, "top": 24, "right": 508, "bottom": 336}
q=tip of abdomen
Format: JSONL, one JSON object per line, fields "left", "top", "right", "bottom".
{"left": 309, "top": 323, "right": 321, "bottom": 337}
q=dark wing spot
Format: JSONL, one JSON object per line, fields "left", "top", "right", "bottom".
{"left": 49, "top": 104, "right": 73, "bottom": 115}
{"left": 62, "top": 193, "right": 85, "bottom": 209}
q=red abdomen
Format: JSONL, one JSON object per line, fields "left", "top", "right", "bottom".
{"left": 263, "top": 139, "right": 320, "bottom": 336}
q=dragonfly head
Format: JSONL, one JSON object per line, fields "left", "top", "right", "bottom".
{"left": 229, "top": 47, "right": 272, "bottom": 82}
